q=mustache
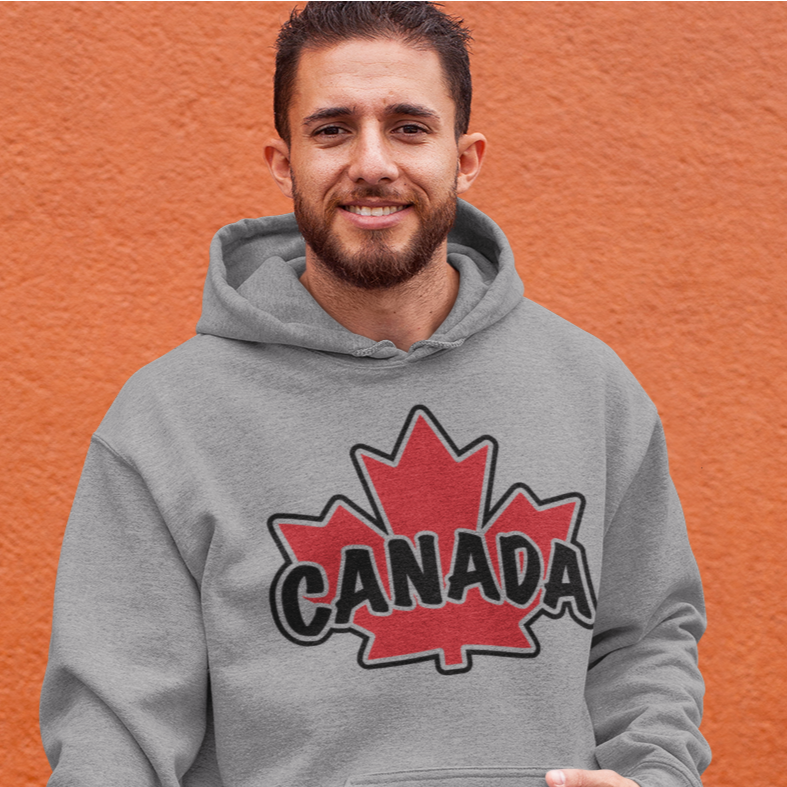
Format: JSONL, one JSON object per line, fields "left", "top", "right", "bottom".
{"left": 328, "top": 186, "right": 420, "bottom": 210}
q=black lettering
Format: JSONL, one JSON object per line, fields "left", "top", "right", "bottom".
{"left": 281, "top": 564, "right": 332, "bottom": 638}
{"left": 334, "top": 547, "right": 390, "bottom": 624}
{"left": 498, "top": 533, "right": 542, "bottom": 607}
{"left": 447, "top": 531, "right": 502, "bottom": 603}
{"left": 387, "top": 534, "right": 443, "bottom": 608}
{"left": 542, "top": 541, "right": 592, "bottom": 620}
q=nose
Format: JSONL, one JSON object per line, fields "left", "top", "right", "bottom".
{"left": 346, "top": 125, "right": 399, "bottom": 185}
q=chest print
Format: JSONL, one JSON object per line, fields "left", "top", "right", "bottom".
{"left": 269, "top": 406, "right": 596, "bottom": 674}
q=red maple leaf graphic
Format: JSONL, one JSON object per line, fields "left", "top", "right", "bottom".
{"left": 270, "top": 407, "right": 594, "bottom": 674}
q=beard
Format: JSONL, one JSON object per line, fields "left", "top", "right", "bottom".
{"left": 292, "top": 181, "right": 457, "bottom": 290}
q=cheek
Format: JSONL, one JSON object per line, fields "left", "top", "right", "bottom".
{"left": 406, "top": 150, "right": 460, "bottom": 194}
{"left": 417, "top": 164, "right": 459, "bottom": 196}
{"left": 291, "top": 151, "right": 344, "bottom": 194}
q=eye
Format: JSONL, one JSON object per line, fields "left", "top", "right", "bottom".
{"left": 396, "top": 123, "right": 428, "bottom": 136}
{"left": 313, "top": 125, "right": 348, "bottom": 138}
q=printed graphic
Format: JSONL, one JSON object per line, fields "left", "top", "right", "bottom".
{"left": 269, "top": 406, "right": 596, "bottom": 674}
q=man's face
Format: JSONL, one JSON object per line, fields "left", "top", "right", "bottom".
{"left": 273, "top": 38, "right": 477, "bottom": 290}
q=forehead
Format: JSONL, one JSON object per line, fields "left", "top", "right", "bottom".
{"left": 291, "top": 38, "right": 454, "bottom": 119}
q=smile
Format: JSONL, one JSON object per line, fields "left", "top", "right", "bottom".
{"left": 342, "top": 205, "right": 408, "bottom": 217}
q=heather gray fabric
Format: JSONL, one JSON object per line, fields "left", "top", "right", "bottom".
{"left": 42, "top": 201, "right": 710, "bottom": 787}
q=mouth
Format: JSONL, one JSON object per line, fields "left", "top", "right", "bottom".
{"left": 341, "top": 204, "right": 409, "bottom": 217}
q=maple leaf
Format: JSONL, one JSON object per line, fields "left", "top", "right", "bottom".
{"left": 270, "top": 406, "right": 595, "bottom": 675}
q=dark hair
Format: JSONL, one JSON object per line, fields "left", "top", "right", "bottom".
{"left": 274, "top": 1, "right": 472, "bottom": 143}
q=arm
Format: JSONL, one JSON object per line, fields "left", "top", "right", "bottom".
{"left": 41, "top": 438, "right": 209, "bottom": 786}
{"left": 579, "top": 419, "right": 710, "bottom": 787}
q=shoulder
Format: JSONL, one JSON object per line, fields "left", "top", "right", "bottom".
{"left": 94, "top": 333, "right": 247, "bottom": 454}
{"left": 508, "top": 298, "right": 651, "bottom": 395}
{"left": 494, "top": 298, "right": 661, "bottom": 441}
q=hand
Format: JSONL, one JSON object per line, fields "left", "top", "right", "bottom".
{"left": 545, "top": 770, "right": 640, "bottom": 787}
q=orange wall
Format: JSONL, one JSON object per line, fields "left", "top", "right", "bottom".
{"left": 1, "top": 2, "right": 785, "bottom": 784}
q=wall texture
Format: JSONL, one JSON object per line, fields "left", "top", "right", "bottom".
{"left": 1, "top": 2, "right": 785, "bottom": 785}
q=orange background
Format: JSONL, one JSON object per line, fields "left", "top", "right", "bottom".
{"left": 1, "top": 2, "right": 785, "bottom": 785}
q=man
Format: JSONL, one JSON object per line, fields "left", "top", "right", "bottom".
{"left": 41, "top": 4, "right": 710, "bottom": 787}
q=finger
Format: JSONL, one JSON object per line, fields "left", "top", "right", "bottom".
{"left": 545, "top": 768, "right": 636, "bottom": 787}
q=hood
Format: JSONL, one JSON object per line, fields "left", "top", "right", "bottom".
{"left": 196, "top": 199, "right": 524, "bottom": 362}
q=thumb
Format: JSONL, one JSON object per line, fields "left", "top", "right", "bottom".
{"left": 545, "top": 769, "right": 637, "bottom": 787}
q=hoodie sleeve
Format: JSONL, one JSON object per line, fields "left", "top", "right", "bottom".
{"left": 585, "top": 419, "right": 711, "bottom": 787}
{"left": 40, "top": 437, "right": 209, "bottom": 787}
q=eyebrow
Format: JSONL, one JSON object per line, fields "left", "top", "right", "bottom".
{"left": 302, "top": 106, "right": 354, "bottom": 126}
{"left": 387, "top": 103, "right": 440, "bottom": 121}
{"left": 302, "top": 103, "right": 440, "bottom": 128}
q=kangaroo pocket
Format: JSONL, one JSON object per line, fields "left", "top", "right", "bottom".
{"left": 346, "top": 767, "right": 550, "bottom": 787}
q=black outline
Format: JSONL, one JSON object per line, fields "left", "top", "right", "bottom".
{"left": 276, "top": 562, "right": 333, "bottom": 640}
{"left": 495, "top": 531, "right": 543, "bottom": 609}
{"left": 541, "top": 540, "right": 595, "bottom": 625}
{"left": 445, "top": 529, "right": 504, "bottom": 605}
{"left": 333, "top": 545, "right": 391, "bottom": 625}
{"left": 267, "top": 405, "right": 597, "bottom": 675}
{"left": 386, "top": 532, "right": 445, "bottom": 610}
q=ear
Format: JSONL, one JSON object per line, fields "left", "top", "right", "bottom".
{"left": 265, "top": 138, "right": 294, "bottom": 199}
{"left": 456, "top": 132, "right": 487, "bottom": 195}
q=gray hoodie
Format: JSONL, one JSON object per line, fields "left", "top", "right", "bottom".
{"left": 41, "top": 201, "right": 710, "bottom": 787}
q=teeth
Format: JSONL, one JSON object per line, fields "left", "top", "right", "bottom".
{"left": 346, "top": 205, "right": 405, "bottom": 217}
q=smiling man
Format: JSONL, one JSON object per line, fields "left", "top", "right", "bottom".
{"left": 42, "top": 4, "right": 710, "bottom": 787}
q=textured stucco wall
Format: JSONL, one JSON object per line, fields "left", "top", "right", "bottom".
{"left": 1, "top": 3, "right": 785, "bottom": 785}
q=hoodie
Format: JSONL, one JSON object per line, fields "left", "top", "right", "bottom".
{"left": 41, "top": 201, "right": 710, "bottom": 787}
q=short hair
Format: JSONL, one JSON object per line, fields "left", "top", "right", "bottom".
{"left": 274, "top": 1, "right": 473, "bottom": 143}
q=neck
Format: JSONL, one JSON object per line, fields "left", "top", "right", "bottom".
{"left": 300, "top": 245, "right": 459, "bottom": 352}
